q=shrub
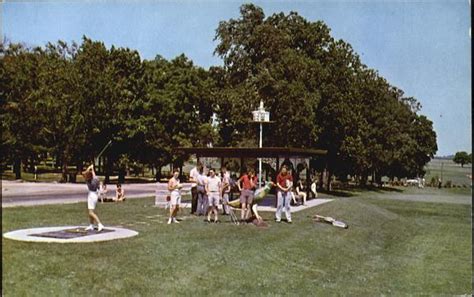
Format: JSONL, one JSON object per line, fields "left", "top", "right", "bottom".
{"left": 444, "top": 180, "right": 452, "bottom": 188}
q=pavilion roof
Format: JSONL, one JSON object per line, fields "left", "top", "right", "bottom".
{"left": 175, "top": 147, "right": 327, "bottom": 158}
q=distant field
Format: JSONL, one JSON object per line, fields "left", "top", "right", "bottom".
{"left": 424, "top": 158, "right": 472, "bottom": 187}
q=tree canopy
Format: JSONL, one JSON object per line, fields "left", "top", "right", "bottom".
{"left": 453, "top": 151, "right": 471, "bottom": 167}
{"left": 1, "top": 4, "right": 438, "bottom": 184}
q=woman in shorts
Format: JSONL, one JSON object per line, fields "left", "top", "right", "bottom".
{"left": 82, "top": 165, "right": 104, "bottom": 231}
{"left": 237, "top": 169, "right": 257, "bottom": 222}
{"left": 167, "top": 168, "right": 182, "bottom": 224}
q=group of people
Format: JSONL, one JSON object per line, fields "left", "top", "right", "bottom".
{"left": 168, "top": 163, "right": 317, "bottom": 225}
{"left": 98, "top": 182, "right": 126, "bottom": 203}
{"left": 185, "top": 163, "right": 232, "bottom": 224}
{"left": 81, "top": 161, "right": 319, "bottom": 231}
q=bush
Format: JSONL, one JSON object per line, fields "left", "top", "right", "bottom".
{"left": 430, "top": 176, "right": 438, "bottom": 187}
{"left": 444, "top": 180, "right": 452, "bottom": 188}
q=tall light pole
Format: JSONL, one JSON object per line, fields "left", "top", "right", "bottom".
{"left": 252, "top": 101, "right": 270, "bottom": 188}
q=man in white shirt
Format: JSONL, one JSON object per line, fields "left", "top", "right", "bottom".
{"left": 206, "top": 168, "right": 221, "bottom": 223}
{"left": 189, "top": 162, "right": 202, "bottom": 214}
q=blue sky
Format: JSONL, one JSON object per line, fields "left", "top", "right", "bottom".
{"left": 2, "top": 0, "right": 471, "bottom": 156}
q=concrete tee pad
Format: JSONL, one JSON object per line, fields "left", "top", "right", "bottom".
{"left": 3, "top": 226, "right": 138, "bottom": 243}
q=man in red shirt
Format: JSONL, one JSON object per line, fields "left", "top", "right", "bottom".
{"left": 237, "top": 168, "right": 257, "bottom": 222}
{"left": 275, "top": 165, "right": 293, "bottom": 223}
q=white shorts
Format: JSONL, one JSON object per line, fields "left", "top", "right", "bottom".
{"left": 87, "top": 191, "right": 99, "bottom": 210}
{"left": 208, "top": 192, "right": 220, "bottom": 207}
{"left": 170, "top": 191, "right": 181, "bottom": 206}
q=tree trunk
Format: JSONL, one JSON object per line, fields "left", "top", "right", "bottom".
{"left": 55, "top": 155, "right": 61, "bottom": 170}
{"left": 118, "top": 167, "right": 126, "bottom": 184}
{"left": 318, "top": 171, "right": 324, "bottom": 190}
{"left": 155, "top": 166, "right": 162, "bottom": 182}
{"left": 375, "top": 171, "right": 382, "bottom": 186}
{"left": 61, "top": 160, "right": 68, "bottom": 183}
{"left": 69, "top": 172, "right": 77, "bottom": 183}
{"left": 13, "top": 158, "right": 21, "bottom": 180}
{"left": 69, "top": 161, "right": 82, "bottom": 183}
{"left": 77, "top": 162, "right": 84, "bottom": 175}
{"left": 105, "top": 157, "right": 111, "bottom": 184}
{"left": 98, "top": 157, "right": 102, "bottom": 174}
{"left": 359, "top": 173, "right": 368, "bottom": 186}
{"left": 326, "top": 169, "right": 332, "bottom": 192}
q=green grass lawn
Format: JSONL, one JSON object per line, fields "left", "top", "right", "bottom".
{"left": 2, "top": 194, "right": 471, "bottom": 296}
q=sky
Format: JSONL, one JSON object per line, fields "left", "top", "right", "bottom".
{"left": 2, "top": 0, "right": 471, "bottom": 156}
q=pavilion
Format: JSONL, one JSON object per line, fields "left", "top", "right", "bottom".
{"left": 175, "top": 146, "right": 327, "bottom": 198}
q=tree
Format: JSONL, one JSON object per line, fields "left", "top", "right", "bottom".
{"left": 213, "top": 4, "right": 438, "bottom": 188}
{"left": 142, "top": 54, "right": 216, "bottom": 179}
{"left": 214, "top": 5, "right": 323, "bottom": 148}
{"left": 453, "top": 151, "right": 471, "bottom": 167}
{"left": 0, "top": 42, "right": 49, "bottom": 179}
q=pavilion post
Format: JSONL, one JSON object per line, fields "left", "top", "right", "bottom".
{"left": 306, "top": 158, "right": 311, "bottom": 199}
{"left": 258, "top": 122, "right": 263, "bottom": 187}
{"left": 252, "top": 101, "right": 270, "bottom": 188}
{"left": 275, "top": 156, "right": 280, "bottom": 208}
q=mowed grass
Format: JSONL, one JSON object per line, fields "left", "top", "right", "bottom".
{"left": 2, "top": 194, "right": 471, "bottom": 296}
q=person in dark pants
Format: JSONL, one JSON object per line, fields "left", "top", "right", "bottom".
{"left": 189, "top": 162, "right": 202, "bottom": 214}
{"left": 196, "top": 168, "right": 209, "bottom": 216}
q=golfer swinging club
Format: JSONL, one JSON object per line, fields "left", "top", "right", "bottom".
{"left": 82, "top": 164, "right": 104, "bottom": 231}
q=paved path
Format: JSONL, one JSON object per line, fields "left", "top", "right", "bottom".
{"left": 2, "top": 181, "right": 333, "bottom": 211}
{"left": 370, "top": 192, "right": 471, "bottom": 205}
{"left": 2, "top": 180, "right": 176, "bottom": 208}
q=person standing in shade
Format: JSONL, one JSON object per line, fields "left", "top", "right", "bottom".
{"left": 189, "top": 162, "right": 202, "bottom": 214}
{"left": 82, "top": 164, "right": 104, "bottom": 231}
{"left": 196, "top": 167, "right": 209, "bottom": 216}
{"left": 167, "top": 168, "right": 182, "bottom": 224}
{"left": 310, "top": 177, "right": 318, "bottom": 198}
{"left": 275, "top": 165, "right": 293, "bottom": 223}
{"left": 237, "top": 168, "right": 257, "bottom": 222}
{"left": 206, "top": 169, "right": 221, "bottom": 223}
{"left": 220, "top": 166, "right": 231, "bottom": 215}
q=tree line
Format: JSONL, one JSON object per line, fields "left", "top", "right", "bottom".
{"left": 0, "top": 4, "right": 437, "bottom": 185}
